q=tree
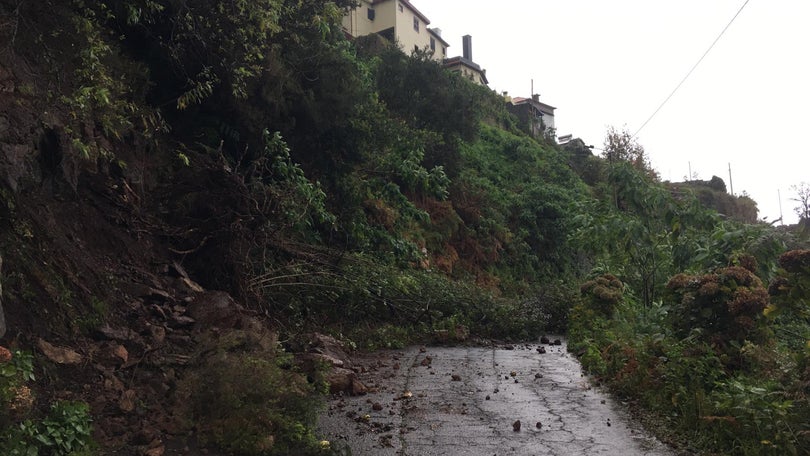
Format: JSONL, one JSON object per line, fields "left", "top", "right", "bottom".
{"left": 791, "top": 182, "right": 810, "bottom": 221}
{"left": 602, "top": 126, "right": 654, "bottom": 176}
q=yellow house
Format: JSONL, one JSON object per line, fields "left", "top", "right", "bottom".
{"left": 342, "top": 0, "right": 449, "bottom": 62}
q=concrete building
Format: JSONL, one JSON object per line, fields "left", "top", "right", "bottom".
{"left": 342, "top": 0, "right": 449, "bottom": 62}
{"left": 507, "top": 94, "right": 556, "bottom": 137}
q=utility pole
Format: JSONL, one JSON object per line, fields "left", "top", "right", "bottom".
{"left": 728, "top": 163, "right": 734, "bottom": 196}
{"left": 778, "top": 189, "right": 784, "bottom": 226}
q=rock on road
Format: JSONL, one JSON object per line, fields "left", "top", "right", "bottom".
{"left": 318, "top": 339, "right": 678, "bottom": 455}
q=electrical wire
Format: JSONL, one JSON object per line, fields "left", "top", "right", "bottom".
{"left": 633, "top": 0, "right": 752, "bottom": 137}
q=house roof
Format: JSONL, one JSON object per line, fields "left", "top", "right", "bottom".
{"left": 444, "top": 56, "right": 482, "bottom": 72}
{"left": 512, "top": 97, "right": 557, "bottom": 112}
{"left": 443, "top": 56, "right": 489, "bottom": 84}
{"left": 371, "top": 0, "right": 431, "bottom": 24}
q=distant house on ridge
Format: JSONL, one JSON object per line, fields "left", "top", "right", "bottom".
{"left": 506, "top": 94, "right": 556, "bottom": 137}
{"left": 342, "top": 0, "right": 449, "bottom": 62}
{"left": 443, "top": 35, "right": 489, "bottom": 86}
{"left": 342, "top": 1, "right": 489, "bottom": 86}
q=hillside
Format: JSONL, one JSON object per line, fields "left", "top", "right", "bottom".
{"left": 666, "top": 176, "right": 758, "bottom": 224}
{"left": 1, "top": 2, "right": 809, "bottom": 455}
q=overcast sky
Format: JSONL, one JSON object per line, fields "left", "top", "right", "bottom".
{"left": 420, "top": 0, "right": 809, "bottom": 225}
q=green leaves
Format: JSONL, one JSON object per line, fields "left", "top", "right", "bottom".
{"left": 2, "top": 348, "right": 93, "bottom": 455}
{"left": 261, "top": 130, "right": 335, "bottom": 233}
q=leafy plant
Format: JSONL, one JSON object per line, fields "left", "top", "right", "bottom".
{"left": 2, "top": 401, "right": 94, "bottom": 456}
{"left": 179, "top": 350, "right": 325, "bottom": 456}
{"left": 1, "top": 349, "right": 94, "bottom": 455}
{"left": 666, "top": 266, "right": 771, "bottom": 349}
{"left": 1, "top": 349, "right": 36, "bottom": 427}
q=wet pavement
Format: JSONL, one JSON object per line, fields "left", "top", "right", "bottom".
{"left": 318, "top": 338, "right": 678, "bottom": 455}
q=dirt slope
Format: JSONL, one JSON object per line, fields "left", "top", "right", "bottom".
{"left": 0, "top": 44, "right": 278, "bottom": 455}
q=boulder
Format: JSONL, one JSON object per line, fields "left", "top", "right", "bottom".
{"left": 292, "top": 333, "right": 353, "bottom": 370}
{"left": 37, "top": 338, "right": 82, "bottom": 364}
{"left": 326, "top": 367, "right": 367, "bottom": 396}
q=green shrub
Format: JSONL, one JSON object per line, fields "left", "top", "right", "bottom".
{"left": 2, "top": 349, "right": 95, "bottom": 455}
{"left": 666, "top": 267, "right": 771, "bottom": 348}
{"left": 1, "top": 349, "right": 34, "bottom": 429}
{"left": 180, "top": 351, "right": 325, "bottom": 456}
{"left": 347, "top": 323, "right": 417, "bottom": 350}
{"left": 708, "top": 379, "right": 797, "bottom": 455}
{"left": 580, "top": 274, "right": 624, "bottom": 317}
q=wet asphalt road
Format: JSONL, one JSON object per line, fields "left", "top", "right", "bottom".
{"left": 318, "top": 339, "right": 678, "bottom": 456}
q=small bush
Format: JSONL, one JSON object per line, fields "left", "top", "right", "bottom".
{"left": 580, "top": 273, "right": 624, "bottom": 317}
{"left": 666, "top": 266, "right": 770, "bottom": 347}
{"left": 1, "top": 348, "right": 94, "bottom": 456}
{"left": 179, "top": 350, "right": 325, "bottom": 456}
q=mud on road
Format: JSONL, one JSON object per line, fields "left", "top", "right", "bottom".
{"left": 318, "top": 339, "right": 678, "bottom": 456}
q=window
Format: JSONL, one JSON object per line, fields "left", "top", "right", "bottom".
{"left": 442, "top": 46, "right": 447, "bottom": 56}
{"left": 367, "top": 8, "right": 375, "bottom": 20}
{"left": 398, "top": 3, "right": 404, "bottom": 12}
{"left": 430, "top": 37, "right": 436, "bottom": 51}
{"left": 413, "top": 17, "right": 419, "bottom": 32}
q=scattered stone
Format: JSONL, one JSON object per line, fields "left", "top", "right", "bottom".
{"left": 104, "top": 373, "right": 125, "bottom": 393}
{"left": 119, "top": 389, "right": 137, "bottom": 413}
{"left": 420, "top": 356, "right": 432, "bottom": 366}
{"left": 510, "top": 371, "right": 517, "bottom": 377}
{"left": 372, "top": 402, "right": 383, "bottom": 411}
{"left": 37, "top": 338, "right": 82, "bottom": 364}
{"left": 379, "top": 435, "right": 394, "bottom": 448}
{"left": 540, "top": 336, "right": 550, "bottom": 344}
{"left": 185, "top": 291, "right": 239, "bottom": 328}
{"left": 419, "top": 346, "right": 426, "bottom": 353}
{"left": 512, "top": 420, "right": 521, "bottom": 432}
{"left": 169, "top": 314, "right": 196, "bottom": 328}
{"left": 451, "top": 374, "right": 461, "bottom": 381}
{"left": 537, "top": 347, "right": 546, "bottom": 354}
{"left": 536, "top": 421, "right": 543, "bottom": 429}
{"left": 485, "top": 395, "right": 490, "bottom": 400}
{"left": 97, "top": 324, "right": 141, "bottom": 342}
{"left": 112, "top": 344, "right": 129, "bottom": 364}
{"left": 147, "top": 324, "right": 166, "bottom": 346}
{"left": 553, "top": 339, "right": 562, "bottom": 345}
{"left": 535, "top": 373, "right": 543, "bottom": 379}
{"left": 514, "top": 379, "right": 519, "bottom": 384}
{"left": 326, "top": 367, "right": 367, "bottom": 395}
{"left": 601, "top": 399, "right": 606, "bottom": 404}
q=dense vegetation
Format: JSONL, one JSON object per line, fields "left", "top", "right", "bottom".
{"left": 567, "top": 141, "right": 810, "bottom": 454}
{"left": 0, "top": 1, "right": 808, "bottom": 454}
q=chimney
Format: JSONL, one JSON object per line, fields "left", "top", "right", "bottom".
{"left": 532, "top": 94, "right": 540, "bottom": 102}
{"left": 433, "top": 28, "right": 442, "bottom": 36}
{"left": 462, "top": 35, "right": 472, "bottom": 61}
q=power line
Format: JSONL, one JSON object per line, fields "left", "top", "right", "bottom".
{"left": 633, "top": 0, "right": 752, "bottom": 137}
